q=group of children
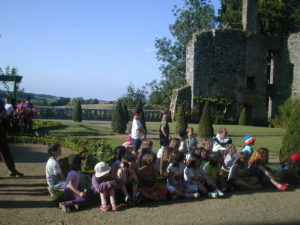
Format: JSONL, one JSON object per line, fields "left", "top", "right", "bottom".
{"left": 45, "top": 124, "right": 299, "bottom": 213}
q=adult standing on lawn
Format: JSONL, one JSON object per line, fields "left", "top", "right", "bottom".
{"left": 159, "top": 109, "right": 170, "bottom": 147}
{"left": 131, "top": 109, "right": 145, "bottom": 152}
{"left": 212, "top": 127, "right": 232, "bottom": 153}
{"left": 0, "top": 99, "right": 23, "bottom": 177}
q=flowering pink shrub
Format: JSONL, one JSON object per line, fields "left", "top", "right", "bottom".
{"left": 13, "top": 102, "right": 37, "bottom": 120}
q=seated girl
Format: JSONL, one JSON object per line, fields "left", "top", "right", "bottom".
{"left": 45, "top": 143, "right": 66, "bottom": 195}
{"left": 200, "top": 138, "right": 213, "bottom": 168}
{"left": 167, "top": 151, "right": 200, "bottom": 199}
{"left": 221, "top": 144, "right": 237, "bottom": 176}
{"left": 117, "top": 156, "right": 139, "bottom": 204}
{"left": 228, "top": 152, "right": 261, "bottom": 190}
{"left": 111, "top": 146, "right": 128, "bottom": 176}
{"left": 137, "top": 153, "right": 167, "bottom": 201}
{"left": 59, "top": 155, "right": 88, "bottom": 212}
{"left": 160, "top": 146, "right": 174, "bottom": 178}
{"left": 92, "top": 162, "right": 120, "bottom": 211}
{"left": 248, "top": 148, "right": 288, "bottom": 191}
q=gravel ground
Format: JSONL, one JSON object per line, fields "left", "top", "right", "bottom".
{"left": 0, "top": 143, "right": 300, "bottom": 225}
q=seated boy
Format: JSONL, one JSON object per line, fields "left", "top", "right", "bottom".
{"left": 45, "top": 143, "right": 66, "bottom": 196}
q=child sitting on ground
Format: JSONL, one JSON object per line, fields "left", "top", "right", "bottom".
{"left": 160, "top": 146, "right": 174, "bottom": 178}
{"left": 92, "top": 162, "right": 119, "bottom": 211}
{"left": 167, "top": 151, "right": 200, "bottom": 199}
{"left": 117, "top": 156, "right": 140, "bottom": 204}
{"left": 185, "top": 140, "right": 198, "bottom": 161}
{"left": 186, "top": 127, "right": 197, "bottom": 147}
{"left": 242, "top": 135, "right": 256, "bottom": 156}
{"left": 248, "top": 148, "right": 289, "bottom": 191}
{"left": 59, "top": 154, "right": 88, "bottom": 212}
{"left": 200, "top": 138, "right": 213, "bottom": 168}
{"left": 45, "top": 143, "right": 66, "bottom": 196}
{"left": 203, "top": 152, "right": 226, "bottom": 196}
{"left": 228, "top": 152, "right": 261, "bottom": 190}
{"left": 112, "top": 146, "right": 127, "bottom": 176}
{"left": 138, "top": 153, "right": 167, "bottom": 201}
{"left": 221, "top": 144, "right": 237, "bottom": 175}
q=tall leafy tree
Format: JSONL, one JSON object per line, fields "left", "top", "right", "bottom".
{"left": 218, "top": 0, "right": 300, "bottom": 38}
{"left": 152, "top": 0, "right": 215, "bottom": 107}
{"left": 72, "top": 100, "right": 82, "bottom": 122}
{"left": 111, "top": 100, "right": 127, "bottom": 134}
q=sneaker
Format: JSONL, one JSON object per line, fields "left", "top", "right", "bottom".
{"left": 125, "top": 195, "right": 132, "bottom": 205}
{"left": 100, "top": 204, "right": 111, "bottom": 212}
{"left": 111, "top": 204, "right": 118, "bottom": 211}
{"left": 59, "top": 202, "right": 70, "bottom": 213}
{"left": 9, "top": 171, "right": 24, "bottom": 177}
{"left": 193, "top": 192, "right": 200, "bottom": 199}
{"left": 215, "top": 189, "right": 224, "bottom": 197}
{"left": 208, "top": 192, "right": 218, "bottom": 199}
{"left": 74, "top": 204, "right": 80, "bottom": 211}
{"left": 185, "top": 193, "right": 200, "bottom": 199}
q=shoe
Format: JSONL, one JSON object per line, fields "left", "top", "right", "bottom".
{"left": 208, "top": 192, "right": 218, "bottom": 199}
{"left": 185, "top": 193, "right": 200, "bottom": 199}
{"left": 193, "top": 192, "right": 200, "bottom": 199}
{"left": 74, "top": 204, "right": 80, "bottom": 211}
{"left": 278, "top": 185, "right": 288, "bottom": 191}
{"left": 215, "top": 189, "right": 224, "bottom": 197}
{"left": 111, "top": 204, "right": 118, "bottom": 211}
{"left": 100, "top": 204, "right": 111, "bottom": 212}
{"left": 9, "top": 171, "right": 24, "bottom": 177}
{"left": 59, "top": 202, "right": 70, "bottom": 213}
{"left": 125, "top": 195, "right": 132, "bottom": 205}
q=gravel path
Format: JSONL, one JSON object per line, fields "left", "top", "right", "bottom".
{"left": 0, "top": 143, "right": 299, "bottom": 225}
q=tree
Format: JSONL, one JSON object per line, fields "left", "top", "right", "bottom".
{"left": 176, "top": 104, "right": 188, "bottom": 135}
{"left": 111, "top": 100, "right": 127, "bottom": 134}
{"left": 279, "top": 100, "right": 300, "bottom": 162}
{"left": 238, "top": 107, "right": 247, "bottom": 125}
{"left": 218, "top": 0, "right": 242, "bottom": 25}
{"left": 120, "top": 83, "right": 147, "bottom": 108}
{"left": 151, "top": 0, "right": 215, "bottom": 107}
{"left": 0, "top": 66, "right": 24, "bottom": 99}
{"left": 198, "top": 102, "right": 214, "bottom": 138}
{"left": 122, "top": 101, "right": 130, "bottom": 124}
{"left": 218, "top": 0, "right": 300, "bottom": 38}
{"left": 72, "top": 100, "right": 82, "bottom": 122}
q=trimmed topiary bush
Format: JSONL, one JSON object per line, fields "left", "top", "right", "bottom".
{"left": 176, "top": 104, "right": 188, "bottom": 135}
{"left": 198, "top": 102, "right": 214, "bottom": 138}
{"left": 72, "top": 100, "right": 82, "bottom": 122}
{"left": 122, "top": 101, "right": 130, "bottom": 124}
{"left": 111, "top": 100, "right": 127, "bottom": 134}
{"left": 238, "top": 107, "right": 247, "bottom": 125}
{"left": 279, "top": 100, "right": 300, "bottom": 162}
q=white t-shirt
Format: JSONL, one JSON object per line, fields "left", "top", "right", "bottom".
{"left": 157, "top": 146, "right": 164, "bottom": 159}
{"left": 184, "top": 166, "right": 206, "bottom": 183}
{"left": 167, "top": 162, "right": 186, "bottom": 185}
{"left": 131, "top": 118, "right": 143, "bottom": 139}
{"left": 4, "top": 104, "right": 14, "bottom": 115}
{"left": 45, "top": 157, "right": 62, "bottom": 187}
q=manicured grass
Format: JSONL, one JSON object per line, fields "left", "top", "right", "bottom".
{"left": 146, "top": 122, "right": 286, "bottom": 136}
{"left": 47, "top": 120, "right": 113, "bottom": 136}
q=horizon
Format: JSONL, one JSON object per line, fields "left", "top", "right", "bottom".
{"left": 0, "top": 0, "right": 221, "bottom": 101}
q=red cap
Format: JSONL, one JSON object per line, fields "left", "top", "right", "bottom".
{"left": 290, "top": 153, "right": 300, "bottom": 163}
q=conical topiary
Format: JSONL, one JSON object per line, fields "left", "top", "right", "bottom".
{"left": 198, "top": 102, "right": 214, "bottom": 138}
{"left": 111, "top": 100, "right": 127, "bottom": 134}
{"left": 122, "top": 101, "right": 130, "bottom": 124}
{"left": 279, "top": 100, "right": 300, "bottom": 162}
{"left": 176, "top": 104, "right": 188, "bottom": 135}
{"left": 72, "top": 100, "right": 82, "bottom": 122}
{"left": 238, "top": 107, "right": 247, "bottom": 125}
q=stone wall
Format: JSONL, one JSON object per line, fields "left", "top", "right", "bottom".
{"left": 288, "top": 33, "right": 300, "bottom": 99}
{"left": 186, "top": 28, "right": 267, "bottom": 124}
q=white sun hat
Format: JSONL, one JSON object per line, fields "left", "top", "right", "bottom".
{"left": 94, "top": 162, "right": 111, "bottom": 178}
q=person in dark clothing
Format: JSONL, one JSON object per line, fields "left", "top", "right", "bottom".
{"left": 0, "top": 99, "right": 23, "bottom": 177}
{"left": 159, "top": 109, "right": 170, "bottom": 147}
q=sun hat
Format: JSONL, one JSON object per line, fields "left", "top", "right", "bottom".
{"left": 94, "top": 162, "right": 111, "bottom": 178}
{"left": 290, "top": 153, "right": 300, "bottom": 163}
{"left": 244, "top": 135, "right": 256, "bottom": 145}
{"left": 122, "top": 141, "right": 133, "bottom": 148}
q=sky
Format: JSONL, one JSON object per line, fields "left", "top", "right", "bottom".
{"left": 0, "top": 0, "right": 221, "bottom": 100}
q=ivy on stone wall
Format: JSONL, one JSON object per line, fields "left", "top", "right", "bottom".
{"left": 193, "top": 96, "right": 235, "bottom": 106}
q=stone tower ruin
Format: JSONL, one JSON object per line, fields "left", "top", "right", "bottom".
{"left": 170, "top": 0, "right": 300, "bottom": 125}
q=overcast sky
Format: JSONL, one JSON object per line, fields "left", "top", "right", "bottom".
{"left": 0, "top": 0, "right": 220, "bottom": 100}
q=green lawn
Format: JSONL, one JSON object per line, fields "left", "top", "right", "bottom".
{"left": 47, "top": 120, "right": 113, "bottom": 136}
{"left": 47, "top": 120, "right": 285, "bottom": 153}
{"left": 146, "top": 122, "right": 286, "bottom": 136}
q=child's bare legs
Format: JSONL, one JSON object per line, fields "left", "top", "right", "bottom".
{"left": 100, "top": 190, "right": 108, "bottom": 206}
{"left": 108, "top": 189, "right": 116, "bottom": 206}
{"left": 234, "top": 179, "right": 255, "bottom": 189}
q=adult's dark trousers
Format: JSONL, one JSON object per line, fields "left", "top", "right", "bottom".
{"left": 0, "top": 137, "right": 16, "bottom": 172}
